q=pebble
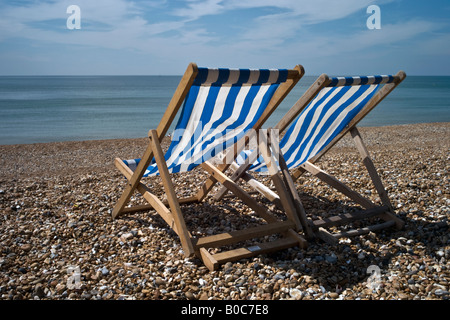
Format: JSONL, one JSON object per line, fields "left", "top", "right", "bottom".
{"left": 185, "top": 292, "right": 196, "bottom": 300}
{"left": 328, "top": 292, "right": 339, "bottom": 299}
{"left": 34, "top": 284, "right": 45, "bottom": 299}
{"left": 155, "top": 278, "right": 166, "bottom": 286}
{"left": 0, "top": 123, "right": 448, "bottom": 301}
{"left": 434, "top": 289, "right": 449, "bottom": 297}
{"left": 289, "top": 288, "right": 302, "bottom": 300}
{"left": 100, "top": 267, "right": 109, "bottom": 276}
{"left": 325, "top": 254, "right": 337, "bottom": 264}
{"left": 20, "top": 244, "right": 32, "bottom": 252}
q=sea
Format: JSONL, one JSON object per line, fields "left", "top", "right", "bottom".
{"left": 0, "top": 75, "right": 449, "bottom": 145}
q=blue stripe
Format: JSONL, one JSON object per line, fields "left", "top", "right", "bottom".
{"left": 124, "top": 66, "right": 291, "bottom": 176}
{"left": 312, "top": 85, "right": 379, "bottom": 158}
{"left": 197, "top": 84, "right": 279, "bottom": 165}
{"left": 257, "top": 69, "right": 270, "bottom": 84}
{"left": 277, "top": 69, "right": 288, "bottom": 83}
{"left": 181, "top": 85, "right": 221, "bottom": 163}
{"left": 289, "top": 86, "right": 351, "bottom": 163}
{"left": 329, "top": 78, "right": 339, "bottom": 87}
{"left": 193, "top": 68, "right": 289, "bottom": 85}
{"left": 160, "top": 85, "right": 201, "bottom": 171}
{"left": 242, "top": 84, "right": 382, "bottom": 173}
{"left": 212, "top": 68, "right": 230, "bottom": 86}
{"left": 193, "top": 68, "right": 209, "bottom": 85}
{"left": 328, "top": 75, "right": 394, "bottom": 87}
{"left": 237, "top": 69, "right": 250, "bottom": 84}
{"left": 298, "top": 86, "right": 362, "bottom": 162}
{"left": 280, "top": 87, "right": 336, "bottom": 162}
{"left": 195, "top": 86, "right": 242, "bottom": 163}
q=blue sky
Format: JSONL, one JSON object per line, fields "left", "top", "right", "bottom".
{"left": 0, "top": 0, "right": 449, "bottom": 75}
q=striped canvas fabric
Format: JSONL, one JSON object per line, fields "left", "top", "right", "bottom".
{"left": 329, "top": 75, "right": 394, "bottom": 87}
{"left": 236, "top": 75, "right": 395, "bottom": 173}
{"left": 124, "top": 67, "right": 289, "bottom": 176}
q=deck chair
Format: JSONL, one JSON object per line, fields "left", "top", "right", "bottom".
{"left": 112, "top": 62, "right": 308, "bottom": 270}
{"left": 215, "top": 71, "right": 407, "bottom": 243}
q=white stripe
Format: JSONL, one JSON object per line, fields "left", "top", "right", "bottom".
{"left": 205, "top": 69, "right": 219, "bottom": 84}
{"left": 183, "top": 85, "right": 271, "bottom": 169}
{"left": 191, "top": 86, "right": 231, "bottom": 158}
{"left": 290, "top": 85, "right": 377, "bottom": 167}
{"left": 267, "top": 70, "right": 279, "bottom": 84}
{"left": 235, "top": 153, "right": 246, "bottom": 165}
{"left": 281, "top": 87, "right": 341, "bottom": 166}
{"left": 178, "top": 85, "right": 247, "bottom": 170}
{"left": 164, "top": 86, "right": 211, "bottom": 168}
{"left": 378, "top": 75, "right": 390, "bottom": 84}
{"left": 366, "top": 76, "right": 375, "bottom": 84}
{"left": 125, "top": 159, "right": 137, "bottom": 171}
{"left": 352, "top": 76, "right": 361, "bottom": 85}
{"left": 295, "top": 86, "right": 361, "bottom": 164}
{"left": 227, "top": 69, "right": 240, "bottom": 84}
{"left": 179, "top": 86, "right": 233, "bottom": 171}
{"left": 303, "top": 85, "right": 377, "bottom": 163}
{"left": 247, "top": 70, "right": 260, "bottom": 84}
{"left": 335, "top": 77, "right": 346, "bottom": 86}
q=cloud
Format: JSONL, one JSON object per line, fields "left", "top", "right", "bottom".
{"left": 172, "top": 0, "right": 224, "bottom": 21}
{"left": 0, "top": 0, "right": 447, "bottom": 75}
{"left": 0, "top": 0, "right": 420, "bottom": 51}
{"left": 172, "top": 0, "right": 377, "bottom": 23}
{"left": 227, "top": 0, "right": 375, "bottom": 23}
{"left": 295, "top": 20, "right": 439, "bottom": 57}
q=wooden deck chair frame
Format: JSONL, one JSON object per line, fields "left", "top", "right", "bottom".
{"left": 112, "top": 62, "right": 307, "bottom": 270}
{"left": 215, "top": 71, "right": 407, "bottom": 244}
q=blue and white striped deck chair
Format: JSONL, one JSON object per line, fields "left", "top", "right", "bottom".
{"left": 224, "top": 71, "right": 407, "bottom": 242}
{"left": 112, "top": 63, "right": 307, "bottom": 270}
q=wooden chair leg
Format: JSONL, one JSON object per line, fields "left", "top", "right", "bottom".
{"left": 258, "top": 131, "right": 302, "bottom": 231}
{"left": 277, "top": 150, "right": 315, "bottom": 239}
{"left": 350, "top": 127, "right": 404, "bottom": 229}
{"left": 112, "top": 142, "right": 155, "bottom": 219}
{"left": 148, "top": 130, "right": 196, "bottom": 256}
{"left": 200, "top": 161, "right": 278, "bottom": 224}
{"left": 300, "top": 161, "right": 375, "bottom": 209}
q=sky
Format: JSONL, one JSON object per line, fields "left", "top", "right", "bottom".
{"left": 0, "top": 0, "right": 449, "bottom": 76}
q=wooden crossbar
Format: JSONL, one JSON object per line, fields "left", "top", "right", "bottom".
{"left": 200, "top": 234, "right": 304, "bottom": 271}
{"left": 332, "top": 220, "right": 396, "bottom": 239}
{"left": 310, "top": 205, "right": 389, "bottom": 229}
{"left": 194, "top": 220, "right": 295, "bottom": 248}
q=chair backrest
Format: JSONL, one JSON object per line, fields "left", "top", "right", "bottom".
{"left": 238, "top": 74, "right": 400, "bottom": 173}
{"left": 126, "top": 67, "right": 295, "bottom": 176}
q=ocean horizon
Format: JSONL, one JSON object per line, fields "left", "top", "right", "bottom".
{"left": 0, "top": 75, "right": 449, "bottom": 145}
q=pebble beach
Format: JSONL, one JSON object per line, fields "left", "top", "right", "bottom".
{"left": 0, "top": 122, "right": 448, "bottom": 301}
